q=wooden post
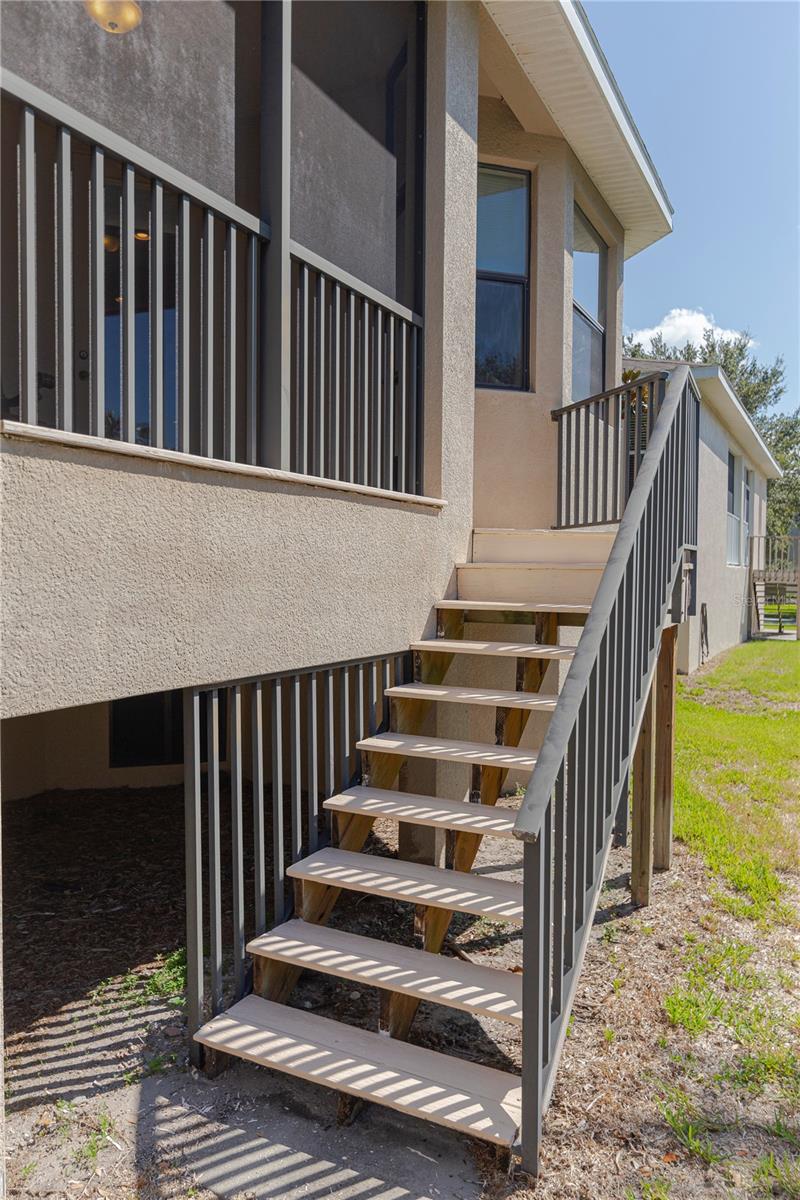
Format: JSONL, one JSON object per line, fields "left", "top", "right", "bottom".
{"left": 654, "top": 625, "right": 677, "bottom": 870}
{"left": 631, "top": 675, "right": 656, "bottom": 906}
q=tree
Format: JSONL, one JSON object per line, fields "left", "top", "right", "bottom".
{"left": 623, "top": 326, "right": 799, "bottom": 536}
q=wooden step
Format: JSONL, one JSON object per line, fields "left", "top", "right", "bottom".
{"left": 357, "top": 732, "right": 538, "bottom": 772}
{"left": 194, "top": 994, "right": 521, "bottom": 1145}
{"left": 247, "top": 918, "right": 523, "bottom": 1023}
{"left": 410, "top": 638, "right": 575, "bottom": 661}
{"left": 385, "top": 682, "right": 559, "bottom": 711}
{"left": 324, "top": 785, "right": 517, "bottom": 837}
{"left": 436, "top": 598, "right": 591, "bottom": 615}
{"left": 287, "top": 848, "right": 524, "bottom": 923}
{"left": 456, "top": 562, "right": 601, "bottom": 605}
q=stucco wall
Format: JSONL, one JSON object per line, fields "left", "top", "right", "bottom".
{"left": 0, "top": 0, "right": 260, "bottom": 211}
{"left": 0, "top": 1, "right": 479, "bottom": 725}
{"left": 472, "top": 97, "right": 625, "bottom": 530}
{"left": 677, "top": 403, "right": 768, "bottom": 673}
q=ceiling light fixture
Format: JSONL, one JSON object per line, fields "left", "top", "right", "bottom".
{"left": 84, "top": 0, "right": 142, "bottom": 35}
{"left": 134, "top": 230, "right": 150, "bottom": 242}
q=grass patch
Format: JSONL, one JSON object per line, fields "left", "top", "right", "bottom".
{"left": 655, "top": 1084, "right": 727, "bottom": 1166}
{"left": 674, "top": 644, "right": 800, "bottom": 921}
{"left": 754, "top": 1152, "right": 800, "bottom": 1198}
{"left": 119, "top": 947, "right": 187, "bottom": 1008}
{"left": 74, "top": 1110, "right": 116, "bottom": 1167}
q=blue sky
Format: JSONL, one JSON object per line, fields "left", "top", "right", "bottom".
{"left": 583, "top": 0, "right": 799, "bottom": 415}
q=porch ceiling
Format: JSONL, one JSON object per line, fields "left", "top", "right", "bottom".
{"left": 482, "top": 0, "right": 674, "bottom": 258}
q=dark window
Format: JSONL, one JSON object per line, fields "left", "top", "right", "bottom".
{"left": 571, "top": 205, "right": 607, "bottom": 400}
{"left": 727, "top": 451, "right": 736, "bottom": 514}
{"left": 475, "top": 165, "right": 530, "bottom": 390}
{"left": 110, "top": 689, "right": 225, "bottom": 768}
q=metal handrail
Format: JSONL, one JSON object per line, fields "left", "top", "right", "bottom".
{"left": 1, "top": 69, "right": 270, "bottom": 239}
{"left": 515, "top": 365, "right": 691, "bottom": 843}
{"left": 553, "top": 370, "right": 667, "bottom": 418}
{"left": 290, "top": 240, "right": 422, "bottom": 328}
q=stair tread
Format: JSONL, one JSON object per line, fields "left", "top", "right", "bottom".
{"left": 385, "top": 682, "right": 559, "bottom": 710}
{"left": 357, "top": 732, "right": 538, "bottom": 771}
{"left": 287, "top": 848, "right": 524, "bottom": 923}
{"left": 410, "top": 639, "right": 575, "bottom": 660}
{"left": 324, "top": 785, "right": 517, "bottom": 837}
{"left": 247, "top": 918, "right": 523, "bottom": 1023}
{"left": 456, "top": 561, "right": 603, "bottom": 570}
{"left": 436, "top": 599, "right": 591, "bottom": 613}
{"left": 194, "top": 994, "right": 521, "bottom": 1145}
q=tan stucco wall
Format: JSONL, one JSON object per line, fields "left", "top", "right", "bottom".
{"left": 473, "top": 97, "right": 625, "bottom": 530}
{"left": 677, "top": 403, "right": 768, "bottom": 673}
{"left": 0, "top": 2, "right": 479, "bottom": 724}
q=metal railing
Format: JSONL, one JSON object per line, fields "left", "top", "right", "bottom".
{"left": 2, "top": 74, "right": 269, "bottom": 459}
{"left": 553, "top": 372, "right": 674, "bottom": 528}
{"left": 514, "top": 366, "right": 700, "bottom": 1172}
{"left": 182, "top": 650, "right": 411, "bottom": 1064}
{"left": 290, "top": 243, "right": 423, "bottom": 494}
{"left": 2, "top": 73, "right": 425, "bottom": 495}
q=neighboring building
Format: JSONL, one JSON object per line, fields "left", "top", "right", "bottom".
{"left": 0, "top": 0, "right": 751, "bottom": 1179}
{"left": 625, "top": 359, "right": 782, "bottom": 671}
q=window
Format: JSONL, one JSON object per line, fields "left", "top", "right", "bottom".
{"left": 744, "top": 468, "right": 753, "bottom": 565}
{"left": 727, "top": 451, "right": 742, "bottom": 565}
{"left": 571, "top": 205, "right": 607, "bottom": 401}
{"left": 475, "top": 165, "right": 530, "bottom": 389}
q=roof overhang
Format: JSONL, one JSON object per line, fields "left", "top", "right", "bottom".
{"left": 481, "top": 0, "right": 673, "bottom": 258}
{"left": 624, "top": 359, "right": 782, "bottom": 479}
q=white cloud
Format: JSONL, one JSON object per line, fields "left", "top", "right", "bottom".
{"left": 627, "top": 307, "right": 751, "bottom": 352}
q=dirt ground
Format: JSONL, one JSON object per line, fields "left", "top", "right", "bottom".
{"left": 4, "top": 715, "right": 799, "bottom": 1197}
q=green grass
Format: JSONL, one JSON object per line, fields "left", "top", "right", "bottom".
{"left": 119, "top": 947, "right": 187, "bottom": 1008}
{"left": 655, "top": 1084, "right": 727, "bottom": 1166}
{"left": 754, "top": 1152, "right": 800, "bottom": 1198}
{"left": 673, "top": 644, "right": 800, "bottom": 922}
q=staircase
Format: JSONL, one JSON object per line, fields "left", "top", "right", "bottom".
{"left": 191, "top": 367, "right": 700, "bottom": 1174}
{"left": 194, "top": 528, "right": 604, "bottom": 1152}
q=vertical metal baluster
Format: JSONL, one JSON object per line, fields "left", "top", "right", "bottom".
{"left": 573, "top": 409, "right": 582, "bottom": 526}
{"left": 542, "top": 799, "right": 552, "bottom": 1068}
{"left": 231, "top": 684, "right": 245, "bottom": 998}
{"left": 592, "top": 401, "right": 600, "bottom": 524}
{"left": 583, "top": 403, "right": 591, "bottom": 525}
{"left": 356, "top": 663, "right": 366, "bottom": 751}
{"left": 90, "top": 145, "right": 104, "bottom": 435}
{"left": 556, "top": 412, "right": 564, "bottom": 527}
{"left": 372, "top": 309, "right": 383, "bottom": 488}
{"left": 360, "top": 299, "right": 370, "bottom": 485}
{"left": 346, "top": 291, "right": 356, "bottom": 482}
{"left": 307, "top": 672, "right": 320, "bottom": 852}
{"left": 551, "top": 767, "right": 565, "bottom": 1017}
{"left": 246, "top": 234, "right": 259, "bottom": 464}
{"left": 298, "top": 264, "right": 309, "bottom": 474}
{"left": 202, "top": 209, "right": 214, "bottom": 457}
{"left": 224, "top": 222, "right": 237, "bottom": 461}
{"left": 207, "top": 689, "right": 223, "bottom": 1015}
{"left": 314, "top": 272, "right": 326, "bottom": 477}
{"left": 564, "top": 408, "right": 573, "bottom": 525}
{"left": 564, "top": 729, "right": 577, "bottom": 967}
{"left": 381, "top": 658, "right": 390, "bottom": 729}
{"left": 368, "top": 660, "right": 378, "bottom": 735}
{"left": 150, "top": 179, "right": 164, "bottom": 448}
{"left": 397, "top": 322, "right": 407, "bottom": 493}
{"left": 330, "top": 282, "right": 341, "bottom": 479}
{"left": 183, "top": 688, "right": 203, "bottom": 1065}
{"left": 291, "top": 674, "right": 302, "bottom": 862}
{"left": 177, "top": 195, "right": 191, "bottom": 453}
{"left": 323, "top": 669, "right": 335, "bottom": 840}
{"left": 19, "top": 106, "right": 37, "bottom": 424}
{"left": 251, "top": 681, "right": 267, "bottom": 932}
{"left": 409, "top": 325, "right": 419, "bottom": 494}
{"left": 601, "top": 394, "right": 610, "bottom": 523}
{"left": 56, "top": 128, "right": 73, "bottom": 431}
{"left": 120, "top": 164, "right": 136, "bottom": 441}
{"left": 271, "top": 678, "right": 285, "bottom": 922}
{"left": 520, "top": 836, "right": 546, "bottom": 1176}
{"left": 339, "top": 667, "right": 351, "bottom": 789}
{"left": 385, "top": 314, "right": 395, "bottom": 488}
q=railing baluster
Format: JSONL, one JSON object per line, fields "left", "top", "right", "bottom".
{"left": 338, "top": 666, "right": 351, "bottom": 789}
{"left": 307, "top": 671, "right": 319, "bottom": 853}
{"left": 323, "top": 668, "right": 335, "bottom": 831}
{"left": 271, "top": 678, "right": 285, "bottom": 922}
{"left": 224, "top": 222, "right": 236, "bottom": 461}
{"left": 19, "top": 105, "right": 37, "bottom": 425}
{"left": 330, "top": 282, "right": 341, "bottom": 479}
{"left": 177, "top": 195, "right": 191, "bottom": 453}
{"left": 230, "top": 684, "right": 245, "bottom": 998}
{"left": 251, "top": 680, "right": 267, "bottom": 932}
{"left": 371, "top": 308, "right": 383, "bottom": 488}
{"left": 397, "top": 322, "right": 407, "bottom": 495}
{"left": 385, "top": 314, "right": 395, "bottom": 489}
{"left": 207, "top": 688, "right": 223, "bottom": 1016}
{"left": 56, "top": 128, "right": 73, "bottom": 432}
{"left": 120, "top": 163, "right": 136, "bottom": 441}
{"left": 150, "top": 179, "right": 164, "bottom": 448}
{"left": 246, "top": 234, "right": 259, "bottom": 465}
{"left": 90, "top": 145, "right": 105, "bottom": 435}
{"left": 298, "top": 263, "right": 310, "bottom": 474}
{"left": 291, "top": 674, "right": 303, "bottom": 862}
{"left": 202, "top": 209, "right": 214, "bottom": 458}
{"left": 409, "top": 324, "right": 420, "bottom": 495}
{"left": 183, "top": 687, "right": 203, "bottom": 1065}
{"left": 314, "top": 272, "right": 326, "bottom": 477}
{"left": 360, "top": 298, "right": 370, "bottom": 485}
{"left": 346, "top": 291, "right": 356, "bottom": 482}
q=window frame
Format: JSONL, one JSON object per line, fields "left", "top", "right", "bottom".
{"left": 475, "top": 162, "right": 532, "bottom": 392}
{"left": 571, "top": 204, "right": 608, "bottom": 402}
